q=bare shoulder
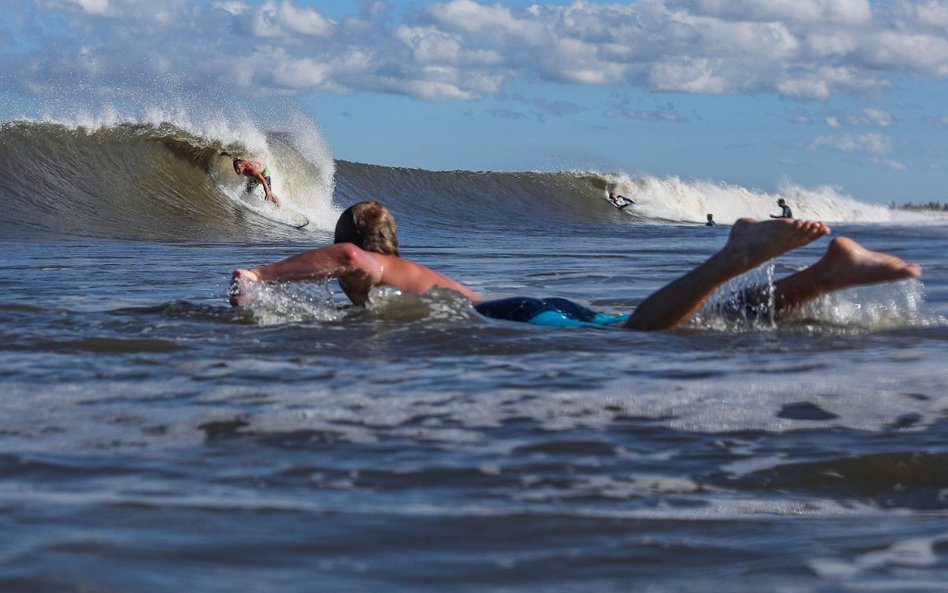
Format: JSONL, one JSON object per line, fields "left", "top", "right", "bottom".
{"left": 378, "top": 254, "right": 480, "bottom": 302}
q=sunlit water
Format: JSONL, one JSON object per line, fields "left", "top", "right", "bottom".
{"left": 1, "top": 219, "right": 945, "bottom": 592}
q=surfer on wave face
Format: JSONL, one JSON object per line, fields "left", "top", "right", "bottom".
{"left": 608, "top": 192, "right": 634, "bottom": 210}
{"left": 232, "top": 158, "right": 281, "bottom": 207}
{"left": 230, "top": 201, "right": 922, "bottom": 330}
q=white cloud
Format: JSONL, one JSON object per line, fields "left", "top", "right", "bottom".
{"left": 6, "top": 0, "right": 948, "bottom": 106}
{"left": 894, "top": 0, "right": 948, "bottom": 28}
{"left": 272, "top": 58, "right": 333, "bottom": 90}
{"left": 809, "top": 131, "right": 904, "bottom": 169}
{"left": 395, "top": 25, "right": 502, "bottom": 66}
{"left": 862, "top": 30, "right": 948, "bottom": 75}
{"left": 211, "top": 2, "right": 249, "bottom": 16}
{"left": 425, "top": 0, "right": 548, "bottom": 45}
{"left": 777, "top": 77, "right": 832, "bottom": 100}
{"left": 859, "top": 108, "right": 895, "bottom": 128}
{"left": 650, "top": 58, "right": 733, "bottom": 94}
{"left": 76, "top": 0, "right": 110, "bottom": 15}
{"left": 260, "top": 1, "right": 335, "bottom": 37}
{"left": 811, "top": 132, "right": 889, "bottom": 155}
{"left": 674, "top": 0, "right": 872, "bottom": 25}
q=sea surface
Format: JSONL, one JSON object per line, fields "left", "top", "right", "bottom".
{"left": 1, "top": 119, "right": 947, "bottom": 592}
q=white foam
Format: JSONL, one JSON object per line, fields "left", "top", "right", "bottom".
{"left": 598, "top": 171, "right": 943, "bottom": 224}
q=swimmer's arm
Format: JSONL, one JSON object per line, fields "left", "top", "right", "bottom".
{"left": 252, "top": 244, "right": 379, "bottom": 283}
{"left": 230, "top": 244, "right": 380, "bottom": 305}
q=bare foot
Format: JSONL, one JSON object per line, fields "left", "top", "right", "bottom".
{"left": 818, "top": 237, "right": 921, "bottom": 290}
{"left": 623, "top": 218, "right": 831, "bottom": 331}
{"left": 229, "top": 269, "right": 260, "bottom": 307}
{"left": 719, "top": 218, "right": 831, "bottom": 273}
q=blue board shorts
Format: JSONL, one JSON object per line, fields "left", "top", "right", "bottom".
{"left": 474, "top": 297, "right": 629, "bottom": 328}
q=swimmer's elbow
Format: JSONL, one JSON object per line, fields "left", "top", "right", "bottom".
{"left": 333, "top": 243, "right": 382, "bottom": 278}
{"left": 333, "top": 243, "right": 363, "bottom": 267}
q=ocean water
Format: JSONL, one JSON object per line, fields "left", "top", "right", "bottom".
{"left": 1, "top": 118, "right": 947, "bottom": 592}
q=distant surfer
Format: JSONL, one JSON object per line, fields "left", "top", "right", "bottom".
{"left": 608, "top": 192, "right": 634, "bottom": 210}
{"left": 705, "top": 213, "right": 717, "bottom": 226}
{"left": 770, "top": 198, "right": 793, "bottom": 219}
{"left": 230, "top": 201, "right": 922, "bottom": 331}
{"left": 232, "top": 157, "right": 281, "bottom": 208}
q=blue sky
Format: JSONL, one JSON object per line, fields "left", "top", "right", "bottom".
{"left": 3, "top": 0, "right": 948, "bottom": 204}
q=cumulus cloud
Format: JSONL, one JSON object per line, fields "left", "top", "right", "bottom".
{"left": 856, "top": 108, "right": 895, "bottom": 127}
{"left": 811, "top": 132, "right": 889, "bottom": 155}
{"left": 822, "top": 108, "right": 894, "bottom": 129}
{"left": 809, "top": 132, "right": 905, "bottom": 169}
{"left": 672, "top": 0, "right": 873, "bottom": 25}
{"left": 5, "top": 0, "right": 948, "bottom": 106}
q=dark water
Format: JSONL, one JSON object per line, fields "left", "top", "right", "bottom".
{"left": 1, "top": 120, "right": 947, "bottom": 592}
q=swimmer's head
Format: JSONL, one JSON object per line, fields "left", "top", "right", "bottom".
{"left": 777, "top": 198, "right": 787, "bottom": 206}
{"left": 334, "top": 201, "right": 400, "bottom": 256}
{"left": 232, "top": 158, "right": 243, "bottom": 173}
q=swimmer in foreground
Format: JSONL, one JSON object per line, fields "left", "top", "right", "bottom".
{"left": 230, "top": 201, "right": 479, "bottom": 308}
{"left": 230, "top": 201, "right": 922, "bottom": 331}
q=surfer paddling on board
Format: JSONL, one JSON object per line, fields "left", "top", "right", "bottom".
{"left": 232, "top": 157, "right": 281, "bottom": 207}
{"left": 230, "top": 201, "right": 922, "bottom": 331}
{"left": 608, "top": 192, "right": 634, "bottom": 210}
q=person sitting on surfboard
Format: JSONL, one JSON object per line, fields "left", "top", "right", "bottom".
{"left": 608, "top": 192, "right": 634, "bottom": 210}
{"left": 706, "top": 213, "right": 717, "bottom": 226}
{"left": 233, "top": 158, "right": 281, "bottom": 207}
{"left": 770, "top": 198, "right": 793, "bottom": 219}
{"left": 230, "top": 201, "right": 922, "bottom": 331}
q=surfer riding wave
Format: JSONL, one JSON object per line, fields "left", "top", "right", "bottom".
{"left": 227, "top": 155, "right": 281, "bottom": 208}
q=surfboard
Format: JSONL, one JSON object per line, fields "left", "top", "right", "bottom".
{"left": 231, "top": 194, "right": 310, "bottom": 228}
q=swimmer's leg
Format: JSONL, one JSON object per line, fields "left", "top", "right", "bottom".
{"left": 740, "top": 236, "right": 922, "bottom": 316}
{"left": 623, "top": 218, "right": 831, "bottom": 331}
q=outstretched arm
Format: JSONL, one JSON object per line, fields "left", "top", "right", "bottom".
{"left": 251, "top": 172, "right": 280, "bottom": 207}
{"left": 230, "top": 243, "right": 483, "bottom": 307}
{"left": 230, "top": 243, "right": 380, "bottom": 306}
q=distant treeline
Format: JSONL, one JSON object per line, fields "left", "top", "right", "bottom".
{"left": 891, "top": 201, "right": 948, "bottom": 211}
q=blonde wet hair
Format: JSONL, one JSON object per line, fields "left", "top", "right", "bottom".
{"left": 333, "top": 201, "right": 400, "bottom": 257}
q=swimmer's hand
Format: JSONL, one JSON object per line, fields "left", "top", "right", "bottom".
{"left": 229, "top": 269, "right": 260, "bottom": 307}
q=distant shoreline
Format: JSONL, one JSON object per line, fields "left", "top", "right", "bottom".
{"left": 893, "top": 201, "right": 948, "bottom": 212}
